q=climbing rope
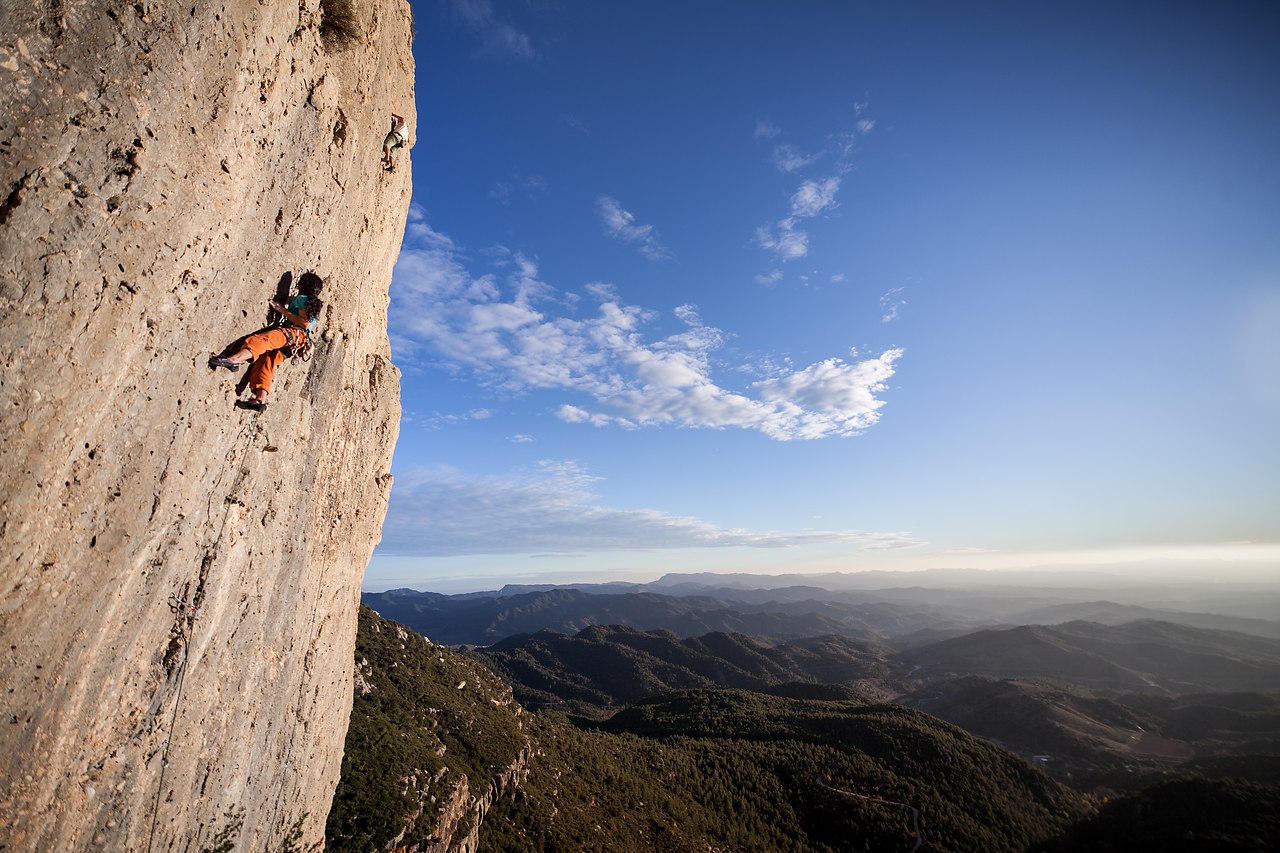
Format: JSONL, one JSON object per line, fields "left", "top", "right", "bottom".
{"left": 144, "top": 592, "right": 197, "bottom": 853}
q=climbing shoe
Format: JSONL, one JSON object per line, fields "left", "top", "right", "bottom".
{"left": 236, "top": 399, "right": 267, "bottom": 412}
{"left": 209, "top": 356, "right": 241, "bottom": 371}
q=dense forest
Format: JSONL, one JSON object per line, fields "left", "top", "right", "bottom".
{"left": 330, "top": 606, "right": 1280, "bottom": 851}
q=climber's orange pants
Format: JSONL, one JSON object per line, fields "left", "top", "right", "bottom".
{"left": 242, "top": 328, "right": 294, "bottom": 394}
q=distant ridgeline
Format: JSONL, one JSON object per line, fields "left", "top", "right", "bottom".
{"left": 333, "top": 604, "right": 1280, "bottom": 851}
{"left": 361, "top": 581, "right": 1280, "bottom": 647}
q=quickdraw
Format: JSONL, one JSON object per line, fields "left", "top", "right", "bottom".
{"left": 283, "top": 325, "right": 313, "bottom": 362}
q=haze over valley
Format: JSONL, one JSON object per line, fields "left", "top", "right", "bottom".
{"left": 335, "top": 569, "right": 1280, "bottom": 850}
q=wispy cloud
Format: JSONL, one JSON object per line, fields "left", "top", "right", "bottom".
{"left": 423, "top": 408, "right": 493, "bottom": 429}
{"left": 879, "top": 286, "right": 906, "bottom": 323}
{"left": 561, "top": 113, "right": 590, "bottom": 133}
{"left": 789, "top": 177, "right": 841, "bottom": 217}
{"left": 446, "top": 0, "right": 536, "bottom": 61}
{"left": 754, "top": 220, "right": 809, "bottom": 261}
{"left": 756, "top": 175, "right": 843, "bottom": 262}
{"left": 755, "top": 118, "right": 781, "bottom": 140}
{"left": 753, "top": 173, "right": 844, "bottom": 264}
{"left": 391, "top": 208, "right": 903, "bottom": 441}
{"left": 490, "top": 174, "right": 548, "bottom": 205}
{"left": 753, "top": 106, "right": 872, "bottom": 264}
{"left": 596, "top": 195, "right": 672, "bottom": 261}
{"left": 772, "top": 144, "right": 818, "bottom": 173}
{"left": 377, "top": 461, "right": 922, "bottom": 556}
{"left": 854, "top": 98, "right": 875, "bottom": 135}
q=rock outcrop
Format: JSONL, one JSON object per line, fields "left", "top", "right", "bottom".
{"left": 0, "top": 1, "right": 412, "bottom": 849}
{"left": 327, "top": 608, "right": 533, "bottom": 852}
{"left": 410, "top": 745, "right": 532, "bottom": 853}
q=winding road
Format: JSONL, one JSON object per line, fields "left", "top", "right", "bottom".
{"left": 819, "top": 779, "right": 923, "bottom": 852}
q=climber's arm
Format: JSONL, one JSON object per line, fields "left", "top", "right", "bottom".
{"left": 268, "top": 300, "right": 309, "bottom": 329}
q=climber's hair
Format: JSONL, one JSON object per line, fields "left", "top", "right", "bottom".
{"left": 298, "top": 271, "right": 325, "bottom": 316}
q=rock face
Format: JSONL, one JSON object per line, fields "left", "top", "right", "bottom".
{"left": 0, "top": 1, "right": 412, "bottom": 849}
{"left": 411, "top": 745, "right": 532, "bottom": 853}
{"left": 327, "top": 609, "right": 534, "bottom": 852}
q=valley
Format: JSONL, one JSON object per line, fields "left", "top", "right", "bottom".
{"left": 334, "top": 574, "right": 1280, "bottom": 850}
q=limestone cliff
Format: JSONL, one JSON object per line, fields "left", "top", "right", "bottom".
{"left": 0, "top": 1, "right": 412, "bottom": 849}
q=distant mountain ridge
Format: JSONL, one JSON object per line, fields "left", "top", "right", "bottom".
{"left": 902, "top": 620, "right": 1280, "bottom": 693}
{"left": 364, "top": 574, "right": 1280, "bottom": 647}
{"left": 362, "top": 586, "right": 890, "bottom": 645}
{"left": 474, "top": 618, "right": 1280, "bottom": 718}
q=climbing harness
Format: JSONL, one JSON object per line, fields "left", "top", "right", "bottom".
{"left": 273, "top": 294, "right": 316, "bottom": 362}
{"left": 282, "top": 324, "right": 312, "bottom": 363}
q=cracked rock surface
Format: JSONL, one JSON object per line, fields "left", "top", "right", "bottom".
{"left": 0, "top": 1, "right": 412, "bottom": 849}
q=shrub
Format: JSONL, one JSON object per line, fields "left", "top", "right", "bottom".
{"left": 319, "top": 0, "right": 359, "bottom": 47}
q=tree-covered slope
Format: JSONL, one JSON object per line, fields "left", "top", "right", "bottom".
{"left": 326, "top": 607, "right": 529, "bottom": 851}
{"left": 1034, "top": 777, "right": 1280, "bottom": 852}
{"left": 478, "top": 689, "right": 1089, "bottom": 853}
{"left": 333, "top": 609, "right": 1280, "bottom": 851}
{"left": 479, "top": 624, "right": 891, "bottom": 715}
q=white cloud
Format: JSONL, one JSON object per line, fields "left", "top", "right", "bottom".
{"left": 447, "top": 0, "right": 536, "bottom": 60}
{"left": 790, "top": 177, "right": 841, "bottom": 217}
{"left": 377, "top": 461, "right": 922, "bottom": 556}
{"left": 752, "top": 104, "right": 875, "bottom": 268}
{"left": 756, "top": 269, "right": 784, "bottom": 286}
{"left": 773, "top": 144, "right": 818, "bottom": 173}
{"left": 391, "top": 215, "right": 903, "bottom": 441}
{"left": 754, "top": 350, "right": 902, "bottom": 437}
{"left": 754, "top": 178, "right": 841, "bottom": 263}
{"left": 879, "top": 286, "right": 906, "bottom": 323}
{"left": 596, "top": 195, "right": 672, "bottom": 261}
{"left": 756, "top": 220, "right": 810, "bottom": 261}
{"left": 423, "top": 408, "right": 494, "bottom": 430}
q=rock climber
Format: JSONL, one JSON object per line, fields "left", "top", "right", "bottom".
{"left": 382, "top": 112, "right": 410, "bottom": 171}
{"left": 208, "top": 271, "right": 324, "bottom": 412}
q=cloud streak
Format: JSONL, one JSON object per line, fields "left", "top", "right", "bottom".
{"left": 391, "top": 208, "right": 902, "bottom": 441}
{"left": 446, "top": 0, "right": 536, "bottom": 61}
{"left": 596, "top": 195, "right": 672, "bottom": 260}
{"left": 377, "top": 461, "right": 922, "bottom": 557}
{"left": 880, "top": 286, "right": 906, "bottom": 323}
{"left": 754, "top": 108, "right": 873, "bottom": 264}
{"left": 755, "top": 176, "right": 843, "bottom": 263}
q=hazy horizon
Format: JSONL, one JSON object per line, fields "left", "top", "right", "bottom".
{"left": 365, "top": 553, "right": 1280, "bottom": 601}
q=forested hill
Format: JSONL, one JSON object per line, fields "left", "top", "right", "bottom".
{"left": 339, "top": 604, "right": 1280, "bottom": 850}
{"left": 333, "top": 607, "right": 1093, "bottom": 852}
{"left": 479, "top": 624, "right": 892, "bottom": 715}
{"left": 490, "top": 690, "right": 1089, "bottom": 853}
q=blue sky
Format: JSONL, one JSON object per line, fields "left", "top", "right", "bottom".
{"left": 366, "top": 0, "right": 1280, "bottom": 592}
